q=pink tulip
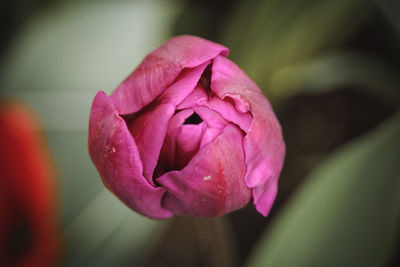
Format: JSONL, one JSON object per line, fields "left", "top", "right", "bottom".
{"left": 88, "top": 35, "right": 285, "bottom": 219}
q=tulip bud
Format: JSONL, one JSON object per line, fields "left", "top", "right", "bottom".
{"left": 88, "top": 35, "right": 285, "bottom": 219}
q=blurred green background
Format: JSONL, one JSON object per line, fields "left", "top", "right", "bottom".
{"left": 0, "top": 0, "right": 399, "bottom": 266}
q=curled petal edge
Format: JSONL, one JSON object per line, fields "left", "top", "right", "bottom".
{"left": 111, "top": 35, "right": 229, "bottom": 115}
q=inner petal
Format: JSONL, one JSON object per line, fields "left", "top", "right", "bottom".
{"left": 154, "top": 109, "right": 205, "bottom": 178}
{"left": 177, "top": 85, "right": 208, "bottom": 109}
{"left": 193, "top": 106, "right": 228, "bottom": 129}
{"left": 178, "top": 82, "right": 252, "bottom": 132}
{"left": 156, "top": 109, "right": 193, "bottom": 175}
{"left": 126, "top": 102, "right": 175, "bottom": 185}
{"left": 174, "top": 123, "right": 206, "bottom": 170}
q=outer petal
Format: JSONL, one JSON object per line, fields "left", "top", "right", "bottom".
{"left": 211, "top": 56, "right": 286, "bottom": 216}
{"left": 111, "top": 35, "right": 228, "bottom": 115}
{"left": 88, "top": 91, "right": 172, "bottom": 219}
{"left": 157, "top": 124, "right": 251, "bottom": 217}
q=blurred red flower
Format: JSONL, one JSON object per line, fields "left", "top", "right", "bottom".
{"left": 0, "top": 100, "right": 60, "bottom": 267}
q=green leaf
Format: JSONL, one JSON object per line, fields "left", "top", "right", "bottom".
{"left": 268, "top": 53, "right": 400, "bottom": 104}
{"left": 247, "top": 111, "right": 400, "bottom": 267}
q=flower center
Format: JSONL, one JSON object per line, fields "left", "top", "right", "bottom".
{"left": 183, "top": 112, "right": 203, "bottom": 125}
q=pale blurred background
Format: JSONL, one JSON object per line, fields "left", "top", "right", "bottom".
{"left": 0, "top": 0, "right": 399, "bottom": 266}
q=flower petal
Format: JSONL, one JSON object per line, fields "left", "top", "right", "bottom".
{"left": 211, "top": 56, "right": 285, "bottom": 217}
{"left": 174, "top": 123, "right": 206, "bottom": 170}
{"left": 157, "top": 124, "right": 251, "bottom": 217}
{"left": 206, "top": 96, "right": 252, "bottom": 132}
{"left": 157, "top": 109, "right": 194, "bottom": 172}
{"left": 252, "top": 175, "right": 278, "bottom": 217}
{"left": 159, "top": 62, "right": 209, "bottom": 106}
{"left": 178, "top": 84, "right": 252, "bottom": 131}
{"left": 176, "top": 85, "right": 208, "bottom": 109}
{"left": 199, "top": 127, "right": 222, "bottom": 149}
{"left": 193, "top": 106, "right": 228, "bottom": 129}
{"left": 88, "top": 91, "right": 172, "bottom": 219}
{"left": 111, "top": 36, "right": 228, "bottom": 115}
{"left": 127, "top": 102, "right": 175, "bottom": 184}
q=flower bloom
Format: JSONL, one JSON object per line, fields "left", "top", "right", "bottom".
{"left": 88, "top": 35, "right": 285, "bottom": 219}
{"left": 0, "top": 101, "right": 60, "bottom": 266}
